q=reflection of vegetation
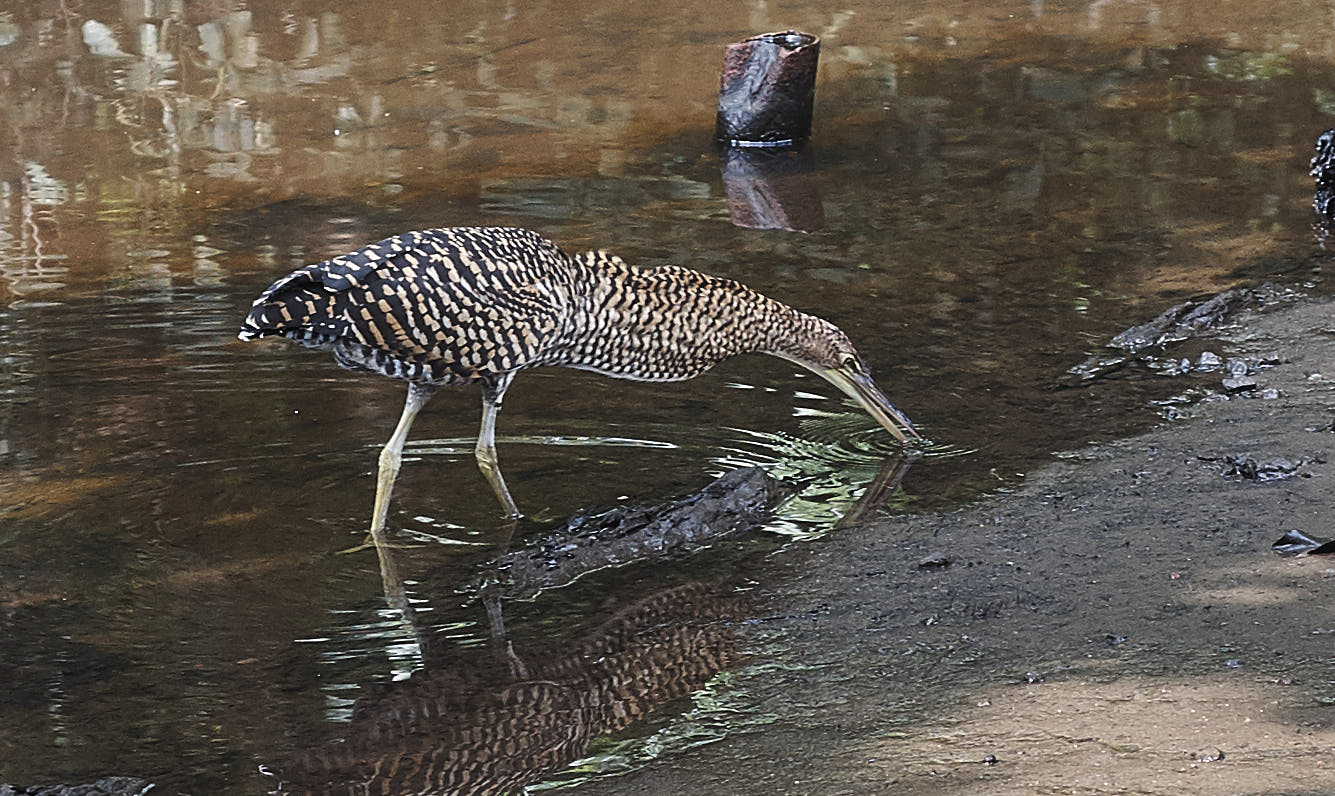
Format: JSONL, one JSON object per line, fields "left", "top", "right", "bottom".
{"left": 1204, "top": 51, "right": 1292, "bottom": 82}
{"left": 1313, "top": 87, "right": 1335, "bottom": 117}
{"left": 715, "top": 413, "right": 915, "bottom": 538}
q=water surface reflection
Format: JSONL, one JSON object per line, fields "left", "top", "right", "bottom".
{"left": 266, "top": 582, "right": 738, "bottom": 794}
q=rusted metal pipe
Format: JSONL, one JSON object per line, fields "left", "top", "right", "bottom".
{"left": 715, "top": 31, "right": 820, "bottom": 148}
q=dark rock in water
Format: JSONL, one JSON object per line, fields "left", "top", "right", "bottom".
{"left": 1064, "top": 283, "right": 1298, "bottom": 385}
{"left": 1311, "top": 128, "right": 1335, "bottom": 225}
{"left": 716, "top": 31, "right": 820, "bottom": 147}
{"left": 0, "top": 778, "right": 153, "bottom": 796}
{"left": 490, "top": 466, "right": 792, "bottom": 599}
{"left": 1109, "top": 288, "right": 1271, "bottom": 354}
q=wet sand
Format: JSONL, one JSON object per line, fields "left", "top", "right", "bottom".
{"left": 579, "top": 294, "right": 1335, "bottom": 794}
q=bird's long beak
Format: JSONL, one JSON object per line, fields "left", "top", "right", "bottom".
{"left": 771, "top": 353, "right": 922, "bottom": 444}
{"left": 816, "top": 365, "right": 922, "bottom": 444}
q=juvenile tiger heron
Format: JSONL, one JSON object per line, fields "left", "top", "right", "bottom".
{"left": 238, "top": 227, "right": 920, "bottom": 536}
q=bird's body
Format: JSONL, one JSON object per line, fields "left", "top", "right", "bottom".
{"left": 240, "top": 226, "right": 918, "bottom": 537}
{"left": 241, "top": 227, "right": 839, "bottom": 386}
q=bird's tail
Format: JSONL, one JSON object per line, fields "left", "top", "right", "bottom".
{"left": 237, "top": 265, "right": 345, "bottom": 345}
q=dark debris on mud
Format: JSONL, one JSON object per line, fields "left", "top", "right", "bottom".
{"left": 1198, "top": 452, "right": 1323, "bottom": 481}
{"left": 1273, "top": 528, "right": 1335, "bottom": 556}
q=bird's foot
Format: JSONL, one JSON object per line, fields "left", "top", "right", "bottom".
{"left": 335, "top": 533, "right": 424, "bottom": 555}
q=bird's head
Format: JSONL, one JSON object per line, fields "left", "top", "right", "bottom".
{"left": 768, "top": 315, "right": 922, "bottom": 445}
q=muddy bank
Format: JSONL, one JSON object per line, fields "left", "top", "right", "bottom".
{"left": 578, "top": 294, "right": 1335, "bottom": 795}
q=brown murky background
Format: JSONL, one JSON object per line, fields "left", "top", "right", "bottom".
{"left": 1, "top": 1, "right": 1330, "bottom": 792}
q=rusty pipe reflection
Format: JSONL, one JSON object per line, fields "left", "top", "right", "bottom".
{"left": 721, "top": 146, "right": 824, "bottom": 233}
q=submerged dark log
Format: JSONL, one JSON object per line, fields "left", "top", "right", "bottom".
{"left": 721, "top": 146, "right": 824, "bottom": 232}
{"left": 494, "top": 466, "right": 790, "bottom": 599}
{"left": 1064, "top": 283, "right": 1298, "bottom": 385}
{"left": 715, "top": 31, "right": 819, "bottom": 147}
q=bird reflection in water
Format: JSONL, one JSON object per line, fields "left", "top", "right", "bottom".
{"left": 835, "top": 455, "right": 915, "bottom": 529}
{"left": 263, "top": 580, "right": 739, "bottom": 795}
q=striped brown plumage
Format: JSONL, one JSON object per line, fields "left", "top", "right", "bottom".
{"left": 238, "top": 226, "right": 918, "bottom": 531}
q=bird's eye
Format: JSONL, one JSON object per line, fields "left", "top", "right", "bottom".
{"left": 840, "top": 354, "right": 861, "bottom": 372}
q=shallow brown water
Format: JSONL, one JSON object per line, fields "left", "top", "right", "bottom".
{"left": 1, "top": 1, "right": 1331, "bottom": 792}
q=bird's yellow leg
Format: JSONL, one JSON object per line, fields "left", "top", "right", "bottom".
{"left": 477, "top": 372, "right": 522, "bottom": 519}
{"left": 339, "top": 382, "right": 435, "bottom": 554}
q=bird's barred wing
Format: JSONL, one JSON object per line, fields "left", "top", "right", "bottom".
{"left": 238, "top": 228, "right": 571, "bottom": 383}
